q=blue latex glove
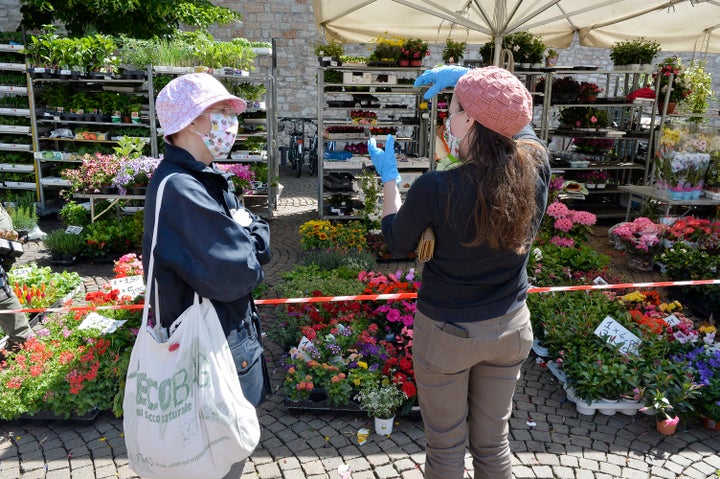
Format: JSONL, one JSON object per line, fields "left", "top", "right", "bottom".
{"left": 368, "top": 135, "right": 400, "bottom": 184}
{"left": 414, "top": 65, "right": 471, "bottom": 100}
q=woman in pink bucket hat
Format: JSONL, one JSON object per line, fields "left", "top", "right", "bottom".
{"left": 368, "top": 65, "right": 551, "bottom": 479}
{"left": 140, "top": 73, "right": 272, "bottom": 478}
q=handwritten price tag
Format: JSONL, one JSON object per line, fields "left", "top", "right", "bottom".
{"left": 65, "top": 225, "right": 84, "bottom": 235}
{"left": 594, "top": 315, "right": 641, "bottom": 355}
{"left": 78, "top": 312, "right": 126, "bottom": 334}
{"left": 10, "top": 266, "right": 31, "bottom": 278}
{"left": 664, "top": 314, "right": 682, "bottom": 327}
{"left": 108, "top": 275, "right": 145, "bottom": 299}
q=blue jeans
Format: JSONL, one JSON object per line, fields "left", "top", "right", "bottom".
{"left": 226, "top": 318, "right": 267, "bottom": 407}
{"left": 412, "top": 304, "right": 532, "bottom": 479}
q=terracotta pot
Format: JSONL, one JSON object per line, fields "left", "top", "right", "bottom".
{"left": 656, "top": 416, "right": 679, "bottom": 435}
{"left": 399, "top": 59, "right": 410, "bottom": 67}
{"left": 410, "top": 60, "right": 423, "bottom": 67}
{"left": 701, "top": 416, "right": 720, "bottom": 431}
{"left": 659, "top": 102, "right": 677, "bottom": 114}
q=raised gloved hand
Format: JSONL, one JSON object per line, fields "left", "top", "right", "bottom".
{"left": 368, "top": 135, "right": 400, "bottom": 184}
{"left": 414, "top": 65, "right": 471, "bottom": 100}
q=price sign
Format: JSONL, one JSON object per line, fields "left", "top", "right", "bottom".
{"left": 593, "top": 276, "right": 608, "bottom": 285}
{"left": 65, "top": 225, "right": 84, "bottom": 235}
{"left": 664, "top": 314, "right": 682, "bottom": 327}
{"left": 78, "top": 312, "right": 126, "bottom": 334}
{"left": 594, "top": 315, "right": 641, "bottom": 355}
{"left": 10, "top": 266, "right": 31, "bottom": 278}
{"left": 108, "top": 275, "right": 145, "bottom": 299}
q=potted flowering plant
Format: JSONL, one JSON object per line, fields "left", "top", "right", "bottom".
{"left": 61, "top": 153, "right": 123, "bottom": 196}
{"left": 216, "top": 162, "right": 255, "bottom": 195}
{"left": 578, "top": 82, "right": 603, "bottom": 102}
{"left": 401, "top": 38, "right": 428, "bottom": 67}
{"left": 356, "top": 380, "right": 407, "bottom": 435}
{"left": 572, "top": 138, "right": 615, "bottom": 155}
{"left": 0, "top": 259, "right": 140, "bottom": 420}
{"left": 653, "top": 56, "right": 692, "bottom": 112}
{"left": 111, "top": 155, "right": 160, "bottom": 195}
{"left": 611, "top": 217, "right": 666, "bottom": 271}
{"left": 442, "top": 38, "right": 466, "bottom": 64}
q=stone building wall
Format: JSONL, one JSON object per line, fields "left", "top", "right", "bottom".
{"left": 1, "top": 0, "right": 719, "bottom": 124}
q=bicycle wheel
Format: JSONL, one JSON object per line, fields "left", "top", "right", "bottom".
{"left": 294, "top": 151, "right": 304, "bottom": 177}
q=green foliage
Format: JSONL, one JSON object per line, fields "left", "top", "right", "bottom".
{"left": 7, "top": 194, "right": 38, "bottom": 231}
{"left": 274, "top": 264, "right": 366, "bottom": 300}
{"left": 42, "top": 228, "right": 86, "bottom": 255}
{"left": 527, "top": 243, "right": 611, "bottom": 287}
{"left": 558, "top": 106, "right": 610, "bottom": 128}
{"left": 684, "top": 60, "right": 715, "bottom": 120}
{"left": 20, "top": 0, "right": 241, "bottom": 39}
{"left": 442, "top": 38, "right": 466, "bottom": 63}
{"left": 480, "top": 31, "right": 545, "bottom": 64}
{"left": 60, "top": 200, "right": 91, "bottom": 226}
{"left": 609, "top": 37, "right": 661, "bottom": 65}
{"left": 314, "top": 40, "right": 344, "bottom": 59}
{"left": 113, "top": 136, "right": 146, "bottom": 159}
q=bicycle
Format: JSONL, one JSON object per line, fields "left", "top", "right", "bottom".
{"left": 279, "top": 117, "right": 317, "bottom": 177}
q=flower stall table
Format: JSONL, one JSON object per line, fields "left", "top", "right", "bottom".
{"left": 618, "top": 185, "right": 720, "bottom": 221}
{"left": 74, "top": 193, "right": 146, "bottom": 223}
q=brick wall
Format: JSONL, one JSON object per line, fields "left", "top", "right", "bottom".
{"left": 1, "top": 0, "right": 719, "bottom": 123}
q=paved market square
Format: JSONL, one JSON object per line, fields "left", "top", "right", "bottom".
{"left": 1, "top": 170, "right": 720, "bottom": 479}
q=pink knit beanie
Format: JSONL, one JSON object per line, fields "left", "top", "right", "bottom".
{"left": 156, "top": 73, "right": 246, "bottom": 138}
{"left": 454, "top": 66, "right": 532, "bottom": 138}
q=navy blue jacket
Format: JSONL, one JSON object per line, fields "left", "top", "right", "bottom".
{"left": 382, "top": 125, "right": 550, "bottom": 323}
{"left": 142, "top": 143, "right": 271, "bottom": 336}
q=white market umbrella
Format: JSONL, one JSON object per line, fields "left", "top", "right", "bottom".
{"left": 312, "top": 0, "right": 720, "bottom": 59}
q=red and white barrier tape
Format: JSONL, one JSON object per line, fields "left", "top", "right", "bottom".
{"left": 4, "top": 278, "right": 719, "bottom": 315}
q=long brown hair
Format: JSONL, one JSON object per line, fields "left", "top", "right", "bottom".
{"left": 457, "top": 122, "right": 546, "bottom": 254}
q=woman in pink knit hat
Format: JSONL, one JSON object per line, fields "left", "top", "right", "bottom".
{"left": 141, "top": 73, "right": 271, "bottom": 479}
{"left": 368, "top": 65, "right": 550, "bottom": 479}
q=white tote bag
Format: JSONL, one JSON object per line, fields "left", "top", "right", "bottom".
{"left": 123, "top": 174, "right": 260, "bottom": 479}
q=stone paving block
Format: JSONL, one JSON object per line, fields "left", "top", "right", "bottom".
{"left": 278, "top": 456, "right": 301, "bottom": 471}
{"left": 392, "top": 458, "right": 416, "bottom": 472}
{"left": 598, "top": 462, "right": 622, "bottom": 476}
{"left": 374, "top": 464, "right": 400, "bottom": 478}
{"left": 95, "top": 464, "right": 119, "bottom": 478}
{"left": 535, "top": 452, "right": 561, "bottom": 466}
{"left": 301, "top": 459, "right": 327, "bottom": 476}
{"left": 256, "top": 461, "right": 282, "bottom": 478}
{"left": 532, "top": 465, "right": 555, "bottom": 478}
{"left": 512, "top": 465, "right": 535, "bottom": 478}
{"left": 18, "top": 469, "right": 46, "bottom": 479}
{"left": 400, "top": 468, "right": 424, "bottom": 479}
{"left": 650, "top": 465, "right": 681, "bottom": 478}
{"left": 577, "top": 457, "right": 600, "bottom": 471}
{"left": 575, "top": 469, "right": 595, "bottom": 479}
{"left": 366, "top": 451, "right": 392, "bottom": 467}
{"left": 552, "top": 465, "right": 575, "bottom": 479}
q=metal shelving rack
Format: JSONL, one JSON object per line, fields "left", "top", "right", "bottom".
{"left": 316, "top": 65, "right": 430, "bottom": 219}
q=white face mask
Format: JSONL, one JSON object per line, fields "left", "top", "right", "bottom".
{"left": 443, "top": 112, "right": 466, "bottom": 160}
{"left": 195, "top": 112, "right": 239, "bottom": 160}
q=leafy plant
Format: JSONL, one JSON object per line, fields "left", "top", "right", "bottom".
{"left": 356, "top": 380, "right": 407, "bottom": 419}
{"left": 60, "top": 200, "right": 91, "bottom": 226}
{"left": 7, "top": 195, "right": 38, "bottom": 232}
{"left": 442, "top": 38, "right": 466, "bottom": 64}
{"left": 610, "top": 37, "right": 661, "bottom": 66}
{"left": 684, "top": 60, "right": 715, "bottom": 121}
{"left": 42, "top": 228, "right": 87, "bottom": 256}
{"left": 314, "top": 40, "right": 344, "bottom": 59}
{"left": 20, "top": 0, "right": 242, "bottom": 39}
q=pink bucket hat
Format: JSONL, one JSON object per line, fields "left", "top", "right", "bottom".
{"left": 454, "top": 66, "right": 532, "bottom": 138}
{"left": 155, "top": 73, "right": 246, "bottom": 138}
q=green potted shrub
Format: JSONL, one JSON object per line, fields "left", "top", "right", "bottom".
{"left": 610, "top": 37, "right": 660, "bottom": 69}
{"left": 314, "top": 40, "right": 344, "bottom": 66}
{"left": 368, "top": 32, "right": 404, "bottom": 66}
{"left": 43, "top": 228, "right": 86, "bottom": 264}
{"left": 442, "top": 38, "right": 466, "bottom": 64}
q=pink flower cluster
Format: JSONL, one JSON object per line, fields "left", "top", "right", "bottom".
{"left": 545, "top": 201, "right": 597, "bottom": 247}
{"left": 612, "top": 217, "right": 666, "bottom": 253}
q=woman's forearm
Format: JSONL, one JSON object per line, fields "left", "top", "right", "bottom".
{"left": 382, "top": 180, "right": 401, "bottom": 217}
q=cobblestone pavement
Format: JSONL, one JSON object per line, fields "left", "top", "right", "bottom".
{"left": 2, "top": 168, "right": 720, "bottom": 479}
